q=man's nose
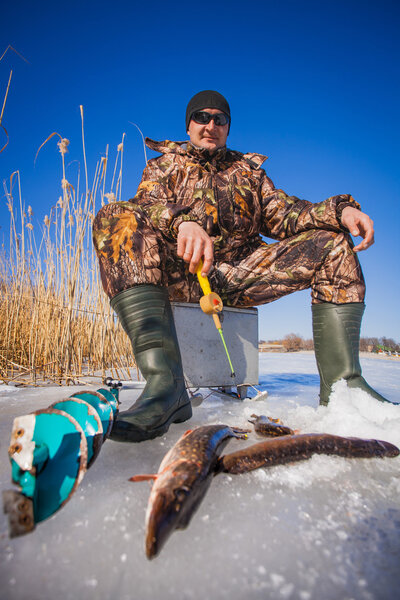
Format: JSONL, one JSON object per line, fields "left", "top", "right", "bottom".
{"left": 205, "top": 117, "right": 217, "bottom": 130}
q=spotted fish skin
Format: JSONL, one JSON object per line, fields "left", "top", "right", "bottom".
{"left": 248, "top": 414, "right": 295, "bottom": 437}
{"left": 217, "top": 433, "right": 400, "bottom": 474}
{"left": 130, "top": 424, "right": 247, "bottom": 559}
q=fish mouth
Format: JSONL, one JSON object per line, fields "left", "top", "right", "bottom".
{"left": 145, "top": 531, "right": 159, "bottom": 560}
{"left": 145, "top": 494, "right": 164, "bottom": 559}
{"left": 145, "top": 491, "right": 180, "bottom": 560}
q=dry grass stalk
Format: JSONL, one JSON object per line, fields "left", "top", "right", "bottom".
{"left": 1, "top": 46, "right": 30, "bottom": 154}
{"left": 0, "top": 122, "right": 138, "bottom": 385}
{"left": 0, "top": 70, "right": 12, "bottom": 154}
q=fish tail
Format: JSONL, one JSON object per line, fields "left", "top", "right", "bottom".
{"left": 231, "top": 427, "right": 250, "bottom": 439}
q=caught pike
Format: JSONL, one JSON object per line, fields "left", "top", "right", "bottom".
{"left": 217, "top": 433, "right": 400, "bottom": 474}
{"left": 130, "top": 424, "right": 247, "bottom": 559}
{"left": 248, "top": 414, "right": 295, "bottom": 437}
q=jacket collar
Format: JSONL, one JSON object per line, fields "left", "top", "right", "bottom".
{"left": 145, "top": 137, "right": 267, "bottom": 168}
{"left": 145, "top": 137, "right": 226, "bottom": 158}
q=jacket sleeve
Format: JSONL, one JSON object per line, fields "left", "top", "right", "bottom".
{"left": 131, "top": 158, "right": 200, "bottom": 240}
{"left": 259, "top": 171, "right": 361, "bottom": 240}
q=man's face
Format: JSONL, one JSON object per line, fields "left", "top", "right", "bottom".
{"left": 187, "top": 108, "right": 229, "bottom": 151}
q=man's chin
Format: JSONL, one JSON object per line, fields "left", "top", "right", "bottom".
{"left": 199, "top": 140, "right": 222, "bottom": 151}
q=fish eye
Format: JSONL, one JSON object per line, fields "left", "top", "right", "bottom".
{"left": 175, "top": 487, "right": 189, "bottom": 503}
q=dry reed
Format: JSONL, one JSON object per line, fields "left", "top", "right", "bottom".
{"left": 1, "top": 46, "right": 30, "bottom": 154}
{"left": 0, "top": 113, "right": 136, "bottom": 385}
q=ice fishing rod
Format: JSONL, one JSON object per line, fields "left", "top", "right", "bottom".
{"left": 196, "top": 259, "right": 235, "bottom": 378}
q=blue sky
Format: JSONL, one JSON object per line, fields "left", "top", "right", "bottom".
{"left": 1, "top": 0, "right": 399, "bottom": 341}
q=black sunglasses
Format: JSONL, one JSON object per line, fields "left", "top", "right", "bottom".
{"left": 191, "top": 111, "right": 229, "bottom": 127}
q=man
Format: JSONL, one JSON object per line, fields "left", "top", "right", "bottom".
{"left": 93, "top": 90, "right": 389, "bottom": 443}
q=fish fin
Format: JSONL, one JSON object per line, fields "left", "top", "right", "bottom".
{"left": 268, "top": 416, "right": 281, "bottom": 424}
{"left": 183, "top": 429, "right": 193, "bottom": 437}
{"left": 129, "top": 474, "right": 158, "bottom": 482}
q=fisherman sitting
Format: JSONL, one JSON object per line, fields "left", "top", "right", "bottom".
{"left": 93, "top": 90, "right": 390, "bottom": 443}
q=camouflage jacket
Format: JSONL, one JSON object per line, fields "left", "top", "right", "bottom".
{"left": 132, "top": 138, "right": 360, "bottom": 260}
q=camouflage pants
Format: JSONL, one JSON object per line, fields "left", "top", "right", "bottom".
{"left": 93, "top": 201, "right": 365, "bottom": 306}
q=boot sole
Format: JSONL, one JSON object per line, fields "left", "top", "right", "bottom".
{"left": 110, "top": 401, "right": 193, "bottom": 443}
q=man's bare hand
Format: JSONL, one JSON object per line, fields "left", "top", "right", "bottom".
{"left": 341, "top": 206, "right": 375, "bottom": 252}
{"left": 177, "top": 222, "right": 213, "bottom": 275}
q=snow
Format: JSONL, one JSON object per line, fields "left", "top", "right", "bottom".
{"left": 1, "top": 352, "right": 399, "bottom": 600}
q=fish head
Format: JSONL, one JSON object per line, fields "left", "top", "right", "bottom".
{"left": 145, "top": 463, "right": 209, "bottom": 559}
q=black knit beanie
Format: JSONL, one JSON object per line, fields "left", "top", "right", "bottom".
{"left": 185, "top": 90, "right": 231, "bottom": 132}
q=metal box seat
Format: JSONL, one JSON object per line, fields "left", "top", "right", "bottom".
{"left": 171, "top": 302, "right": 258, "bottom": 395}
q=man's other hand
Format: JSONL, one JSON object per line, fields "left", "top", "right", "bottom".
{"left": 341, "top": 206, "right": 375, "bottom": 252}
{"left": 177, "top": 222, "right": 214, "bottom": 275}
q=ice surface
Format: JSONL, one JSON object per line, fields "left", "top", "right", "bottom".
{"left": 1, "top": 352, "right": 399, "bottom": 600}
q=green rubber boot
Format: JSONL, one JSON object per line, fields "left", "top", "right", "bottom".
{"left": 110, "top": 285, "right": 192, "bottom": 442}
{"left": 312, "top": 302, "right": 391, "bottom": 406}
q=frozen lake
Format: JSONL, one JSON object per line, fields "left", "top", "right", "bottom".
{"left": 1, "top": 352, "right": 399, "bottom": 600}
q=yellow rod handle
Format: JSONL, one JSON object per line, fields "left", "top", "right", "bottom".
{"left": 195, "top": 259, "right": 212, "bottom": 296}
